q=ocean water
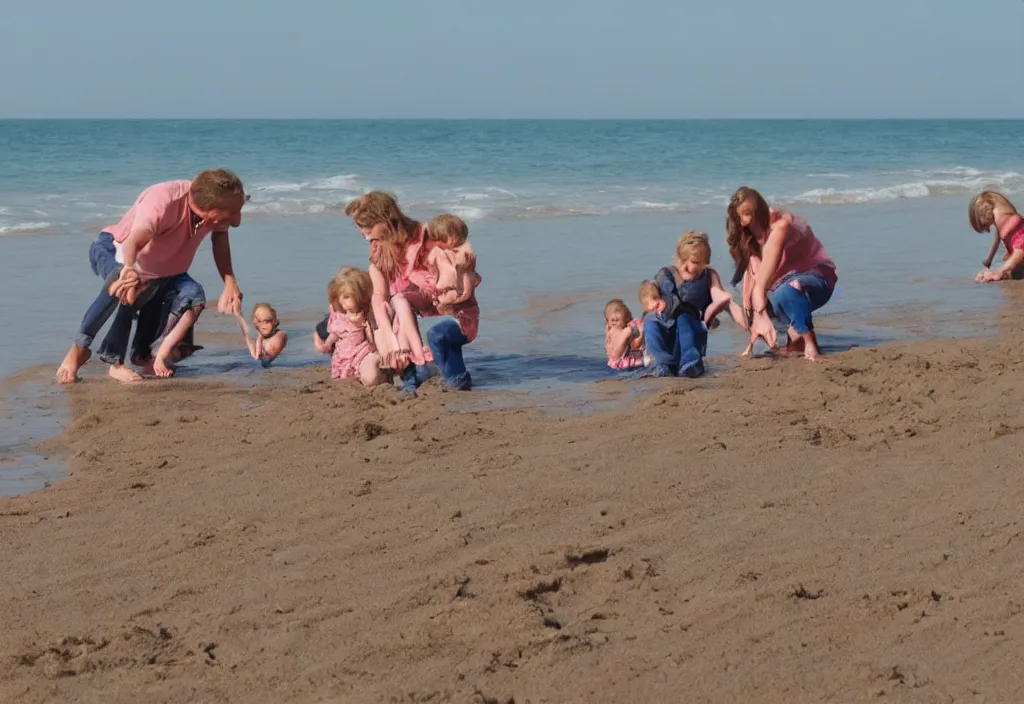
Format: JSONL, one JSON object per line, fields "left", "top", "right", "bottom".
{"left": 5, "top": 119, "right": 1024, "bottom": 234}
{"left": 2, "top": 119, "right": 1023, "bottom": 491}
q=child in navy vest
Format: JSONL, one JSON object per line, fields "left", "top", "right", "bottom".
{"left": 640, "top": 231, "right": 745, "bottom": 377}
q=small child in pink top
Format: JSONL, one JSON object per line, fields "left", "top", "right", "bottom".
{"left": 969, "top": 191, "right": 1024, "bottom": 282}
{"left": 604, "top": 298, "right": 646, "bottom": 370}
{"left": 425, "top": 214, "right": 482, "bottom": 343}
{"left": 314, "top": 267, "right": 386, "bottom": 386}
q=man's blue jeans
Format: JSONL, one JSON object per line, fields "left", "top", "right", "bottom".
{"left": 105, "top": 273, "right": 207, "bottom": 364}
{"left": 74, "top": 233, "right": 124, "bottom": 349}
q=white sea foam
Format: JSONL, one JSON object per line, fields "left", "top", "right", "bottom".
{"left": 255, "top": 173, "right": 362, "bottom": 194}
{"left": 7, "top": 165, "right": 1020, "bottom": 235}
{"left": 618, "top": 200, "right": 685, "bottom": 212}
{"left": 0, "top": 221, "right": 54, "bottom": 235}
{"left": 448, "top": 205, "right": 488, "bottom": 221}
{"left": 786, "top": 168, "right": 1024, "bottom": 206}
{"left": 308, "top": 174, "right": 361, "bottom": 191}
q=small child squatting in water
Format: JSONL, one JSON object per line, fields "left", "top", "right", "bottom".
{"left": 643, "top": 230, "right": 744, "bottom": 377}
{"left": 235, "top": 302, "right": 288, "bottom": 367}
{"left": 604, "top": 298, "right": 647, "bottom": 370}
{"left": 969, "top": 190, "right": 1024, "bottom": 282}
{"left": 315, "top": 267, "right": 387, "bottom": 387}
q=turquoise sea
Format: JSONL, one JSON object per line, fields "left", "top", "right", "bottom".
{"left": 3, "top": 119, "right": 1024, "bottom": 490}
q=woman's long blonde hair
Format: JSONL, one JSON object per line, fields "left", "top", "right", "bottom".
{"left": 725, "top": 187, "right": 772, "bottom": 285}
{"left": 344, "top": 191, "right": 421, "bottom": 281}
{"left": 327, "top": 267, "right": 373, "bottom": 315}
{"left": 969, "top": 191, "right": 1018, "bottom": 232}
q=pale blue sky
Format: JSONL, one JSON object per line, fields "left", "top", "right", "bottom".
{"left": 1, "top": 0, "right": 1020, "bottom": 118}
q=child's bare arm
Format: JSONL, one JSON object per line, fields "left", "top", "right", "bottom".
{"left": 981, "top": 247, "right": 1024, "bottom": 282}
{"left": 983, "top": 231, "right": 1001, "bottom": 269}
{"left": 706, "top": 268, "right": 748, "bottom": 329}
{"left": 313, "top": 330, "right": 339, "bottom": 355}
{"left": 452, "top": 265, "right": 478, "bottom": 304}
{"left": 430, "top": 247, "right": 460, "bottom": 295}
{"left": 235, "top": 311, "right": 260, "bottom": 359}
{"left": 313, "top": 332, "right": 332, "bottom": 354}
{"left": 369, "top": 263, "right": 400, "bottom": 363}
{"left": 448, "top": 245, "right": 478, "bottom": 303}
{"left": 261, "top": 331, "right": 287, "bottom": 362}
{"left": 606, "top": 327, "right": 632, "bottom": 359}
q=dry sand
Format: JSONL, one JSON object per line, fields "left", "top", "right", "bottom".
{"left": 3, "top": 320, "right": 1024, "bottom": 703}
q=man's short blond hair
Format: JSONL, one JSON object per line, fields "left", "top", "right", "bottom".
{"left": 190, "top": 169, "right": 245, "bottom": 209}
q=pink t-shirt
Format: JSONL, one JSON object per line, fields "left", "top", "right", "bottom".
{"left": 1000, "top": 215, "right": 1024, "bottom": 252}
{"left": 106, "top": 180, "right": 223, "bottom": 280}
{"left": 765, "top": 210, "right": 837, "bottom": 292}
{"left": 375, "top": 225, "right": 429, "bottom": 297}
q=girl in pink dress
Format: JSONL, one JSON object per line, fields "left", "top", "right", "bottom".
{"left": 969, "top": 191, "right": 1024, "bottom": 282}
{"left": 315, "top": 267, "right": 386, "bottom": 386}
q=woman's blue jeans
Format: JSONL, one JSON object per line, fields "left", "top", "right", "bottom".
{"left": 427, "top": 319, "right": 472, "bottom": 390}
{"left": 767, "top": 272, "right": 832, "bottom": 335}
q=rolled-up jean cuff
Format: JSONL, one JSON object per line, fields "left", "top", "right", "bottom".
{"left": 167, "top": 277, "right": 206, "bottom": 319}
{"left": 73, "top": 332, "right": 95, "bottom": 349}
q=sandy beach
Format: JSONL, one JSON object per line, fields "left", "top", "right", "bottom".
{"left": 3, "top": 308, "right": 1024, "bottom": 703}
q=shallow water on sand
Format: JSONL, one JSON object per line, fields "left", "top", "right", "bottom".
{"left": 3, "top": 194, "right": 1000, "bottom": 382}
{"left": 0, "top": 188, "right": 1012, "bottom": 494}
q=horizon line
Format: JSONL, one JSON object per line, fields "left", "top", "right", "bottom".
{"left": 3, "top": 116, "right": 1024, "bottom": 121}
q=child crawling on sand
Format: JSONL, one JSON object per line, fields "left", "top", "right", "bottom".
{"left": 314, "top": 267, "right": 387, "bottom": 387}
{"left": 969, "top": 190, "right": 1024, "bottom": 282}
{"left": 235, "top": 302, "right": 288, "bottom": 367}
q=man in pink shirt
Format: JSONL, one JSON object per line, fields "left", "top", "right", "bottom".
{"left": 56, "top": 169, "right": 248, "bottom": 383}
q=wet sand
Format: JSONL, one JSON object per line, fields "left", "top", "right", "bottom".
{"left": 3, "top": 307, "right": 1024, "bottom": 703}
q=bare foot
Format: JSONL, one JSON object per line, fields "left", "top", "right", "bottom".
{"left": 152, "top": 355, "right": 176, "bottom": 378}
{"left": 778, "top": 339, "right": 805, "bottom": 358}
{"left": 56, "top": 345, "right": 91, "bottom": 384}
{"left": 407, "top": 347, "right": 427, "bottom": 366}
{"left": 108, "top": 364, "right": 143, "bottom": 383}
{"left": 802, "top": 331, "right": 821, "bottom": 363}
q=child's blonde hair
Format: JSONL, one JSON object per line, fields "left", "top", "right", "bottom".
{"left": 676, "top": 230, "right": 712, "bottom": 267}
{"left": 251, "top": 302, "right": 277, "bottom": 321}
{"left": 969, "top": 191, "right": 1018, "bottom": 233}
{"left": 428, "top": 214, "right": 469, "bottom": 246}
{"left": 638, "top": 280, "right": 660, "bottom": 302}
{"left": 604, "top": 299, "right": 632, "bottom": 325}
{"left": 327, "top": 267, "right": 374, "bottom": 314}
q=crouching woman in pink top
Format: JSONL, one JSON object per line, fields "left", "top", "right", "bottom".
{"left": 726, "top": 187, "right": 838, "bottom": 362}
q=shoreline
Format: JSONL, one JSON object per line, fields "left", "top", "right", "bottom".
{"left": 3, "top": 320, "right": 1024, "bottom": 702}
